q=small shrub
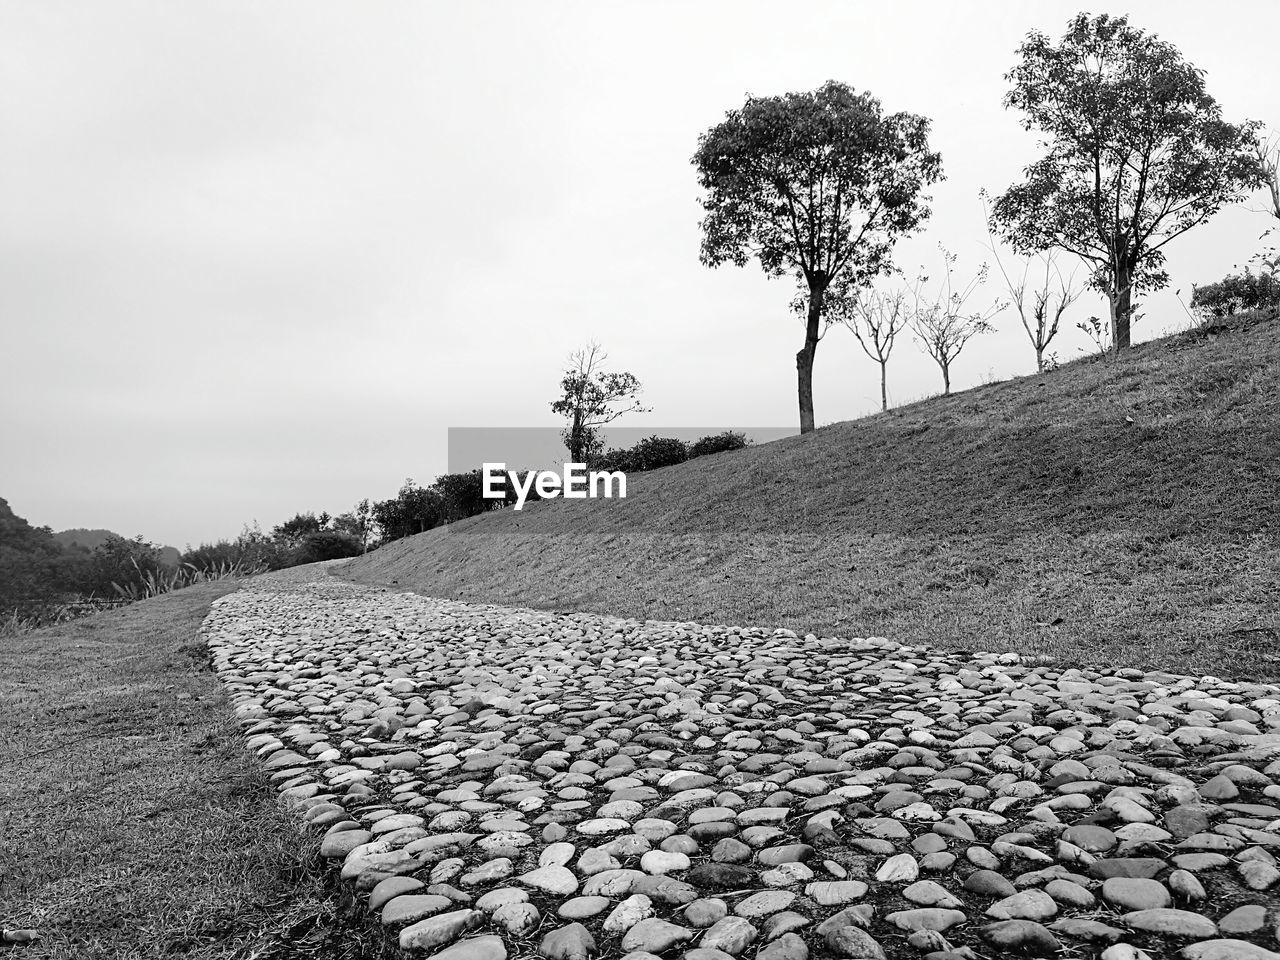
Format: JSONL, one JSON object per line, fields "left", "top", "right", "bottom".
{"left": 1077, "top": 315, "right": 1111, "bottom": 357}
{"left": 1191, "top": 268, "right": 1280, "bottom": 320}
{"left": 628, "top": 435, "right": 689, "bottom": 472}
{"left": 689, "top": 431, "right": 748, "bottom": 458}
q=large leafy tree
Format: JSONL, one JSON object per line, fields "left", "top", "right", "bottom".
{"left": 693, "top": 80, "right": 942, "bottom": 433}
{"left": 989, "top": 13, "right": 1260, "bottom": 352}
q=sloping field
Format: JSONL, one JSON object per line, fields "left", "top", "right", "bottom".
{"left": 338, "top": 310, "right": 1280, "bottom": 680}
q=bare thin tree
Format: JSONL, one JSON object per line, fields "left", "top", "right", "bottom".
{"left": 1257, "top": 132, "right": 1280, "bottom": 221}
{"left": 996, "top": 252, "right": 1082, "bottom": 372}
{"left": 832, "top": 287, "right": 908, "bottom": 411}
{"left": 984, "top": 192, "right": 1082, "bottom": 372}
{"left": 909, "top": 247, "right": 1004, "bottom": 395}
{"left": 1253, "top": 131, "right": 1280, "bottom": 272}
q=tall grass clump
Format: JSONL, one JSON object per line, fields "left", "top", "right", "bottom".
{"left": 110, "top": 558, "right": 260, "bottom": 602}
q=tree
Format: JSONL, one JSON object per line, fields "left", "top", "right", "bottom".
{"left": 432, "top": 470, "right": 495, "bottom": 522}
{"left": 550, "top": 341, "right": 648, "bottom": 463}
{"left": 1252, "top": 130, "right": 1279, "bottom": 272}
{"left": 1257, "top": 131, "right": 1280, "bottom": 222}
{"left": 332, "top": 498, "right": 374, "bottom": 553}
{"left": 909, "top": 247, "right": 1003, "bottom": 395}
{"left": 693, "top": 80, "right": 943, "bottom": 433}
{"left": 989, "top": 13, "right": 1260, "bottom": 353}
{"left": 834, "top": 283, "right": 908, "bottom": 412}
{"left": 991, "top": 246, "right": 1081, "bottom": 373}
{"left": 272, "top": 512, "right": 329, "bottom": 546}
{"left": 372, "top": 481, "right": 444, "bottom": 544}
{"left": 295, "top": 530, "right": 362, "bottom": 564}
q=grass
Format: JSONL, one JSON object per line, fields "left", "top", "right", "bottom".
{"left": 0, "top": 582, "right": 396, "bottom": 960}
{"left": 339, "top": 307, "right": 1280, "bottom": 680}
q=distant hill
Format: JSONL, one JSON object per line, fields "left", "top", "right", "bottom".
{"left": 339, "top": 307, "right": 1280, "bottom": 681}
{"left": 53, "top": 529, "right": 181, "bottom": 567}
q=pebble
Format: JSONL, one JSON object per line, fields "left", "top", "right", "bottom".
{"left": 383, "top": 895, "right": 454, "bottom": 926}
{"left": 620, "top": 918, "right": 693, "bottom": 954}
{"left": 699, "top": 916, "right": 757, "bottom": 954}
{"left": 1122, "top": 908, "right": 1218, "bottom": 939}
{"left": 1218, "top": 904, "right": 1266, "bottom": 935}
{"left": 981, "top": 919, "right": 1061, "bottom": 955}
{"left": 428, "top": 935, "right": 507, "bottom": 960}
{"left": 518, "top": 865, "right": 578, "bottom": 895}
{"left": 986, "top": 889, "right": 1057, "bottom": 921}
{"left": 1181, "top": 942, "right": 1280, "bottom": 960}
{"left": 399, "top": 909, "right": 481, "bottom": 951}
{"left": 539, "top": 923, "right": 594, "bottom": 960}
{"left": 1102, "top": 878, "right": 1171, "bottom": 911}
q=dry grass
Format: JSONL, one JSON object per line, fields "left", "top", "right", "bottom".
{"left": 0, "top": 583, "right": 396, "bottom": 960}
{"left": 339, "top": 308, "right": 1280, "bottom": 680}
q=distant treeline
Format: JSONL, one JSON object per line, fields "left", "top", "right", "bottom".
{"left": 0, "top": 431, "right": 748, "bottom": 623}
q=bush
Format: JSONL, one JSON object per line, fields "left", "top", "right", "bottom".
{"left": 294, "top": 530, "right": 363, "bottom": 565}
{"left": 628, "top": 435, "right": 689, "bottom": 472}
{"left": 181, "top": 540, "right": 243, "bottom": 572}
{"left": 589, "top": 436, "right": 690, "bottom": 474}
{"left": 689, "top": 431, "right": 748, "bottom": 458}
{"left": 590, "top": 448, "right": 634, "bottom": 474}
{"left": 1191, "top": 268, "right": 1280, "bottom": 320}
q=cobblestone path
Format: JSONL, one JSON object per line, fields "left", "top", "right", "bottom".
{"left": 203, "top": 566, "right": 1280, "bottom": 960}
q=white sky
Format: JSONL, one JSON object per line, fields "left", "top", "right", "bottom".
{"left": 2, "top": 1, "right": 1277, "bottom": 548}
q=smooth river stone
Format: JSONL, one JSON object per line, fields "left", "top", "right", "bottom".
{"left": 518, "top": 865, "right": 578, "bottom": 895}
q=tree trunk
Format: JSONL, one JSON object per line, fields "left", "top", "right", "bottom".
{"left": 879, "top": 361, "right": 888, "bottom": 412}
{"left": 1035, "top": 345, "right": 1044, "bottom": 373}
{"left": 795, "top": 282, "right": 825, "bottom": 433}
{"left": 1111, "top": 263, "right": 1133, "bottom": 352}
{"left": 569, "top": 409, "right": 584, "bottom": 462}
{"left": 942, "top": 362, "right": 951, "bottom": 396}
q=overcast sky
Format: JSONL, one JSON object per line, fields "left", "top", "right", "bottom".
{"left": 2, "top": 1, "right": 1276, "bottom": 548}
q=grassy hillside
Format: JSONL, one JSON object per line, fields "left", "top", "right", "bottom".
{"left": 338, "top": 309, "right": 1280, "bottom": 680}
{"left": 2, "top": 584, "right": 395, "bottom": 959}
